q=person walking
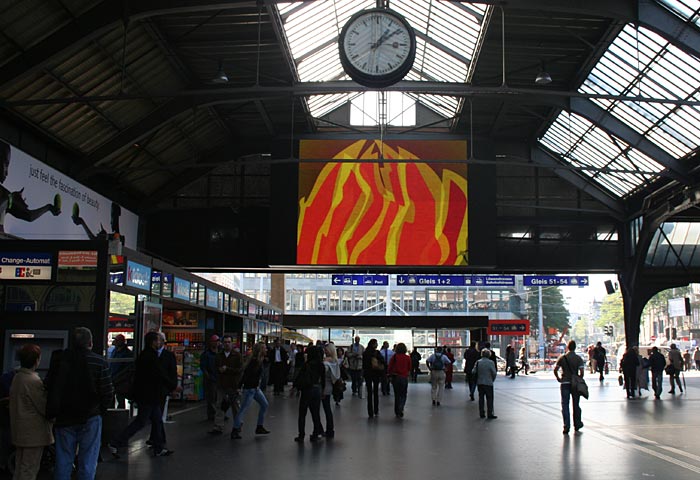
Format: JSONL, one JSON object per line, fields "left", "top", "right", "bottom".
{"left": 473, "top": 348, "right": 497, "bottom": 419}
{"left": 518, "top": 346, "right": 530, "bottom": 375}
{"left": 147, "top": 332, "right": 179, "bottom": 449}
{"left": 694, "top": 346, "right": 700, "bottom": 371}
{"left": 387, "top": 343, "right": 411, "bottom": 418}
{"left": 667, "top": 343, "right": 684, "bottom": 394}
{"left": 410, "top": 347, "right": 421, "bottom": 383}
{"left": 620, "top": 347, "right": 640, "bottom": 399}
{"left": 464, "top": 342, "right": 479, "bottom": 401}
{"left": 231, "top": 342, "right": 271, "bottom": 439}
{"left": 362, "top": 339, "right": 384, "bottom": 418}
{"left": 648, "top": 346, "right": 665, "bottom": 399}
{"left": 46, "top": 327, "right": 114, "bottom": 478}
{"left": 321, "top": 343, "right": 341, "bottom": 438}
{"left": 294, "top": 345, "right": 324, "bottom": 442}
{"left": 444, "top": 347, "right": 455, "bottom": 388}
{"left": 592, "top": 342, "right": 607, "bottom": 381}
{"left": 346, "top": 336, "right": 365, "bottom": 398}
{"left": 683, "top": 349, "right": 692, "bottom": 373}
{"left": 109, "top": 331, "right": 177, "bottom": 458}
{"left": 426, "top": 347, "right": 450, "bottom": 406}
{"left": 379, "top": 342, "right": 394, "bottom": 395}
{"left": 9, "top": 344, "right": 53, "bottom": 480}
{"left": 200, "top": 335, "right": 220, "bottom": 421}
{"left": 109, "top": 334, "right": 132, "bottom": 409}
{"left": 505, "top": 345, "right": 516, "bottom": 379}
{"left": 553, "top": 340, "right": 584, "bottom": 434}
{"left": 208, "top": 335, "right": 243, "bottom": 435}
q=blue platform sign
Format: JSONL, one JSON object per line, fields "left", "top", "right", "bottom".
{"left": 396, "top": 275, "right": 515, "bottom": 287}
{"left": 331, "top": 274, "right": 389, "bottom": 286}
{"left": 524, "top": 275, "right": 589, "bottom": 287}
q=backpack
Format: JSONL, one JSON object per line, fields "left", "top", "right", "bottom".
{"left": 432, "top": 353, "right": 444, "bottom": 370}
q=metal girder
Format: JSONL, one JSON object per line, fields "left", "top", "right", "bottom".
{"left": 638, "top": 0, "right": 700, "bottom": 59}
{"left": 76, "top": 94, "right": 246, "bottom": 178}
{"left": 569, "top": 97, "right": 692, "bottom": 185}
{"left": 7, "top": 81, "right": 700, "bottom": 108}
{"left": 0, "top": 0, "right": 257, "bottom": 89}
{"left": 136, "top": 142, "right": 265, "bottom": 213}
{"left": 530, "top": 145, "right": 626, "bottom": 219}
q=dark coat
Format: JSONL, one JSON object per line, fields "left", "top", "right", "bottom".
{"left": 362, "top": 348, "right": 385, "bottom": 378}
{"left": 132, "top": 348, "right": 172, "bottom": 405}
{"left": 268, "top": 347, "right": 289, "bottom": 365}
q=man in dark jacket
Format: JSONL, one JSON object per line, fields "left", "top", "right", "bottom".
{"left": 209, "top": 335, "right": 243, "bottom": 434}
{"left": 268, "top": 339, "right": 289, "bottom": 396}
{"left": 109, "top": 331, "right": 177, "bottom": 457}
{"left": 46, "top": 327, "right": 113, "bottom": 480}
{"left": 147, "top": 332, "right": 179, "bottom": 447}
{"left": 648, "top": 346, "right": 666, "bottom": 399}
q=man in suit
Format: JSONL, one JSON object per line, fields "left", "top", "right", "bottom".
{"left": 109, "top": 331, "right": 177, "bottom": 457}
{"left": 147, "top": 332, "right": 179, "bottom": 447}
{"left": 268, "top": 339, "right": 289, "bottom": 396}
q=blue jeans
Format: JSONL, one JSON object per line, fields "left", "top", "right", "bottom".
{"left": 560, "top": 383, "right": 582, "bottom": 430}
{"left": 392, "top": 376, "right": 408, "bottom": 415}
{"left": 54, "top": 415, "right": 102, "bottom": 480}
{"left": 233, "top": 387, "right": 268, "bottom": 430}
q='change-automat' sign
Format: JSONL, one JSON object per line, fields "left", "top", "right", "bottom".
{"left": 0, "top": 252, "right": 52, "bottom": 280}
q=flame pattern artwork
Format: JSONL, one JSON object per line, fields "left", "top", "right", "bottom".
{"left": 297, "top": 140, "right": 468, "bottom": 266}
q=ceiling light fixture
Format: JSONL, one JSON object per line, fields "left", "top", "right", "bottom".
{"left": 212, "top": 61, "right": 229, "bottom": 84}
{"left": 535, "top": 61, "right": 552, "bottom": 85}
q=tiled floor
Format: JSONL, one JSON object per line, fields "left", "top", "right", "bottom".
{"left": 6, "top": 370, "right": 700, "bottom": 479}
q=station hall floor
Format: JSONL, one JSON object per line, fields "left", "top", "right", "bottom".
{"left": 9, "top": 370, "right": 700, "bottom": 480}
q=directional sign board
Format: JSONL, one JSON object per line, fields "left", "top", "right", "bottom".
{"left": 331, "top": 274, "right": 389, "bottom": 286}
{"left": 523, "top": 275, "right": 589, "bottom": 287}
{"left": 396, "top": 275, "right": 515, "bottom": 287}
{"left": 488, "top": 319, "right": 530, "bottom": 336}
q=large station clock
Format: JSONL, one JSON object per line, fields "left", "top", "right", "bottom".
{"left": 338, "top": 8, "right": 416, "bottom": 88}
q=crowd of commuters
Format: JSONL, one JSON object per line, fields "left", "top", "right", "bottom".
{"left": 3, "top": 328, "right": 697, "bottom": 479}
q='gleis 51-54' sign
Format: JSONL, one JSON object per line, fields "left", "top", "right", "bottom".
{"left": 487, "top": 320, "right": 530, "bottom": 336}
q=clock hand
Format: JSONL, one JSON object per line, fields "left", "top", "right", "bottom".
{"left": 372, "top": 29, "right": 391, "bottom": 50}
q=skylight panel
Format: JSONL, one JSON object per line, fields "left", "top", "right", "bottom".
{"left": 579, "top": 23, "right": 700, "bottom": 161}
{"left": 540, "top": 112, "right": 666, "bottom": 198}
{"left": 276, "top": 1, "right": 491, "bottom": 123}
{"left": 656, "top": 1, "right": 700, "bottom": 28}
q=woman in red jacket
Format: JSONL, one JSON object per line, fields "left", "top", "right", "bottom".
{"left": 387, "top": 343, "right": 412, "bottom": 418}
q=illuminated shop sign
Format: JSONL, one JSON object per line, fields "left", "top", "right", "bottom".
{"left": 125, "top": 260, "right": 151, "bottom": 291}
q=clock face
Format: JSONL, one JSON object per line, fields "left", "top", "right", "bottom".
{"left": 339, "top": 8, "right": 416, "bottom": 88}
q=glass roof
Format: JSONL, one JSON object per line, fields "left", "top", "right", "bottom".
{"left": 540, "top": 21, "right": 700, "bottom": 199}
{"left": 657, "top": 0, "right": 700, "bottom": 27}
{"left": 276, "top": 0, "right": 490, "bottom": 123}
{"left": 646, "top": 222, "right": 700, "bottom": 267}
{"left": 540, "top": 112, "right": 665, "bottom": 198}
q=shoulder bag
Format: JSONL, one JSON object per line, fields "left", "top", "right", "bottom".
{"left": 564, "top": 355, "right": 589, "bottom": 399}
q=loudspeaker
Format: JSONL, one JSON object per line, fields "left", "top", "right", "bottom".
{"left": 604, "top": 280, "right": 615, "bottom": 295}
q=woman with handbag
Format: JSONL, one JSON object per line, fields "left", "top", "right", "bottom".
{"left": 362, "top": 339, "right": 384, "bottom": 418}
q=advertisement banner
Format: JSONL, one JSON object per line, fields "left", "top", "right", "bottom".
{"left": 125, "top": 260, "right": 151, "bottom": 291}
{"left": 298, "top": 139, "right": 467, "bottom": 266}
{"left": 173, "top": 277, "right": 190, "bottom": 301}
{"left": 1, "top": 140, "right": 138, "bottom": 247}
{"left": 0, "top": 252, "right": 52, "bottom": 280}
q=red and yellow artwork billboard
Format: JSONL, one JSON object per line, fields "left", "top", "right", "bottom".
{"left": 297, "top": 139, "right": 468, "bottom": 266}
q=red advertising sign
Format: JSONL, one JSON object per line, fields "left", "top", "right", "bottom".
{"left": 58, "top": 250, "right": 98, "bottom": 268}
{"left": 487, "top": 319, "right": 530, "bottom": 336}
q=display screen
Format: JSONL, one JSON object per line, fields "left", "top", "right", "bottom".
{"left": 297, "top": 139, "right": 468, "bottom": 266}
